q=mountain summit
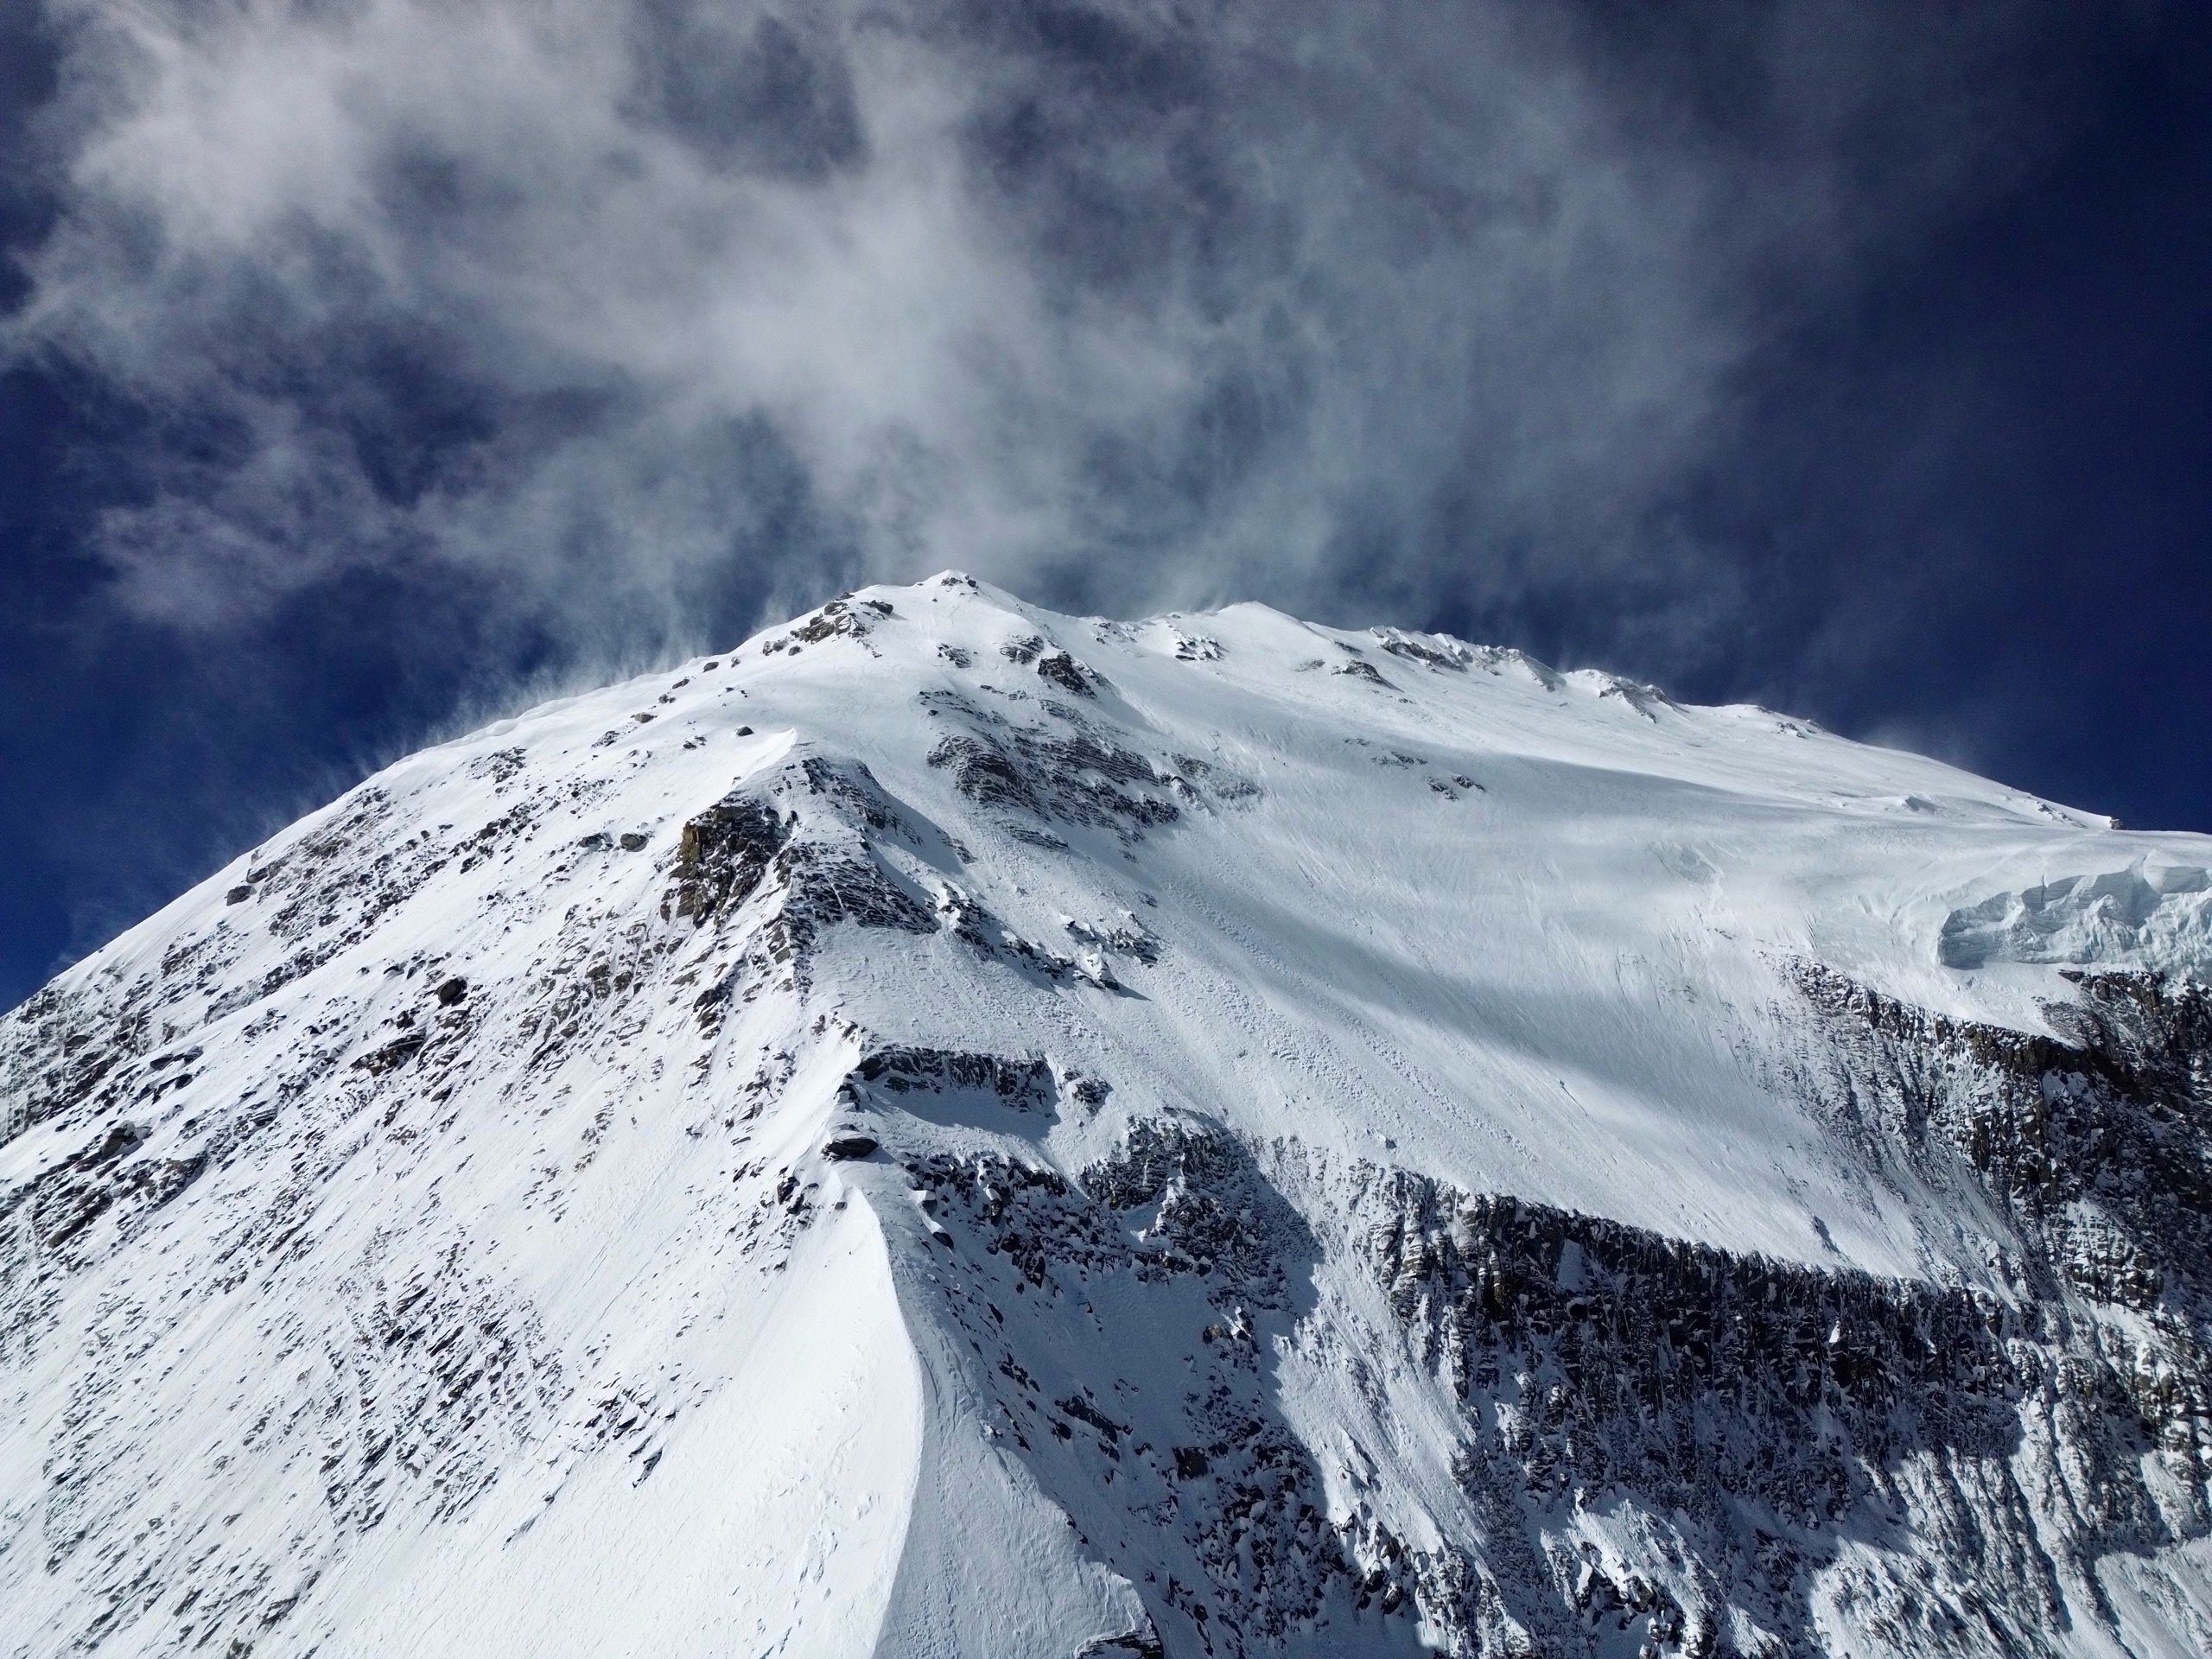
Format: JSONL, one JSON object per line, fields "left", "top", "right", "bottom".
{"left": 6, "top": 575, "right": 2212, "bottom": 1657}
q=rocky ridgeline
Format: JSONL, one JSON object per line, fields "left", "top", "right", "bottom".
{"left": 0, "top": 616, "right": 1225, "bottom": 1151}
{"left": 0, "top": 784, "right": 423, "bottom": 1143}
{"left": 887, "top": 1117, "right": 1357, "bottom": 1658}
{"left": 0, "top": 734, "right": 579, "bottom": 1149}
{"left": 666, "top": 742, "right": 1166, "bottom": 1019}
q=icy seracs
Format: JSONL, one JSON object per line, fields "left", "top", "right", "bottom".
{"left": 6, "top": 573, "right": 2212, "bottom": 1658}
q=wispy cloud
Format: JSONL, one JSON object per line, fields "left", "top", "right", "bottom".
{"left": 7, "top": 0, "right": 2107, "bottom": 665}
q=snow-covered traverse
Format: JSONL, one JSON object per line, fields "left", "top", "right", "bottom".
{"left": 8, "top": 573, "right": 2212, "bottom": 1658}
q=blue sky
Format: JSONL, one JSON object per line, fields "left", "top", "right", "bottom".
{"left": 3, "top": 2, "right": 2209, "bottom": 1010}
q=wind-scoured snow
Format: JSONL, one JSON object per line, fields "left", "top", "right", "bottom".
{"left": 4, "top": 574, "right": 2211, "bottom": 1657}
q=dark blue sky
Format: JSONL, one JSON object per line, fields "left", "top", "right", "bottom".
{"left": 3, "top": 2, "right": 2209, "bottom": 1011}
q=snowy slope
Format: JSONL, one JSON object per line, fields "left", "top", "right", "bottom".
{"left": 6, "top": 572, "right": 2212, "bottom": 1658}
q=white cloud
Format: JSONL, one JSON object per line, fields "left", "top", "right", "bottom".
{"left": 9, "top": 0, "right": 2082, "bottom": 657}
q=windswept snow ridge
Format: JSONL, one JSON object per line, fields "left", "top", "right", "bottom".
{"left": 5, "top": 574, "right": 2212, "bottom": 1658}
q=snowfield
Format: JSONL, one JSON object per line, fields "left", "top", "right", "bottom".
{"left": 5, "top": 573, "right": 2212, "bottom": 1657}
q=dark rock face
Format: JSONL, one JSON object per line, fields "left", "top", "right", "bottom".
{"left": 1792, "top": 964, "right": 2212, "bottom": 1313}
{"left": 927, "top": 731, "right": 1042, "bottom": 814}
{"left": 1375, "top": 633, "right": 1469, "bottom": 672}
{"left": 665, "top": 794, "right": 789, "bottom": 925}
{"left": 1084, "top": 1119, "right": 1311, "bottom": 1308}
{"left": 852, "top": 1046, "right": 1056, "bottom": 1109}
{"left": 1308, "top": 972, "right": 2212, "bottom": 1656}
{"left": 1077, "top": 1624, "right": 1167, "bottom": 1657}
{"left": 1169, "top": 753, "right": 1261, "bottom": 804}
{"left": 0, "top": 779, "right": 498, "bottom": 1143}
{"left": 766, "top": 594, "right": 892, "bottom": 652}
{"left": 1330, "top": 660, "right": 1393, "bottom": 689}
{"left": 1784, "top": 967, "right": 2212, "bottom": 1570}
{"left": 353, "top": 1028, "right": 429, "bottom": 1075}
{"left": 1348, "top": 1173, "right": 2049, "bottom": 1656}
{"left": 0, "top": 1117, "right": 197, "bottom": 1267}
{"left": 865, "top": 966, "right": 2212, "bottom": 1658}
{"left": 1363, "top": 1176, "right": 2018, "bottom": 1461}
{"left": 1036, "top": 652, "right": 1096, "bottom": 696}
{"left": 922, "top": 690, "right": 1179, "bottom": 846}
{"left": 888, "top": 1118, "right": 1349, "bottom": 1657}
{"left": 763, "top": 839, "right": 936, "bottom": 964}
{"left": 665, "top": 751, "right": 938, "bottom": 999}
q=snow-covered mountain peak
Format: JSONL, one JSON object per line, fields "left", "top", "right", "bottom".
{"left": 6, "top": 575, "right": 2212, "bottom": 1657}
